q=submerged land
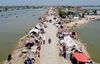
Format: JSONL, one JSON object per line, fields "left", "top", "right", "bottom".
{"left": 0, "top": 6, "right": 100, "bottom": 64}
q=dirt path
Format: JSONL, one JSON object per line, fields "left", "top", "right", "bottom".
{"left": 39, "top": 22, "right": 68, "bottom": 64}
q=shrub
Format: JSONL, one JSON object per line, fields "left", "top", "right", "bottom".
{"left": 58, "top": 9, "right": 67, "bottom": 18}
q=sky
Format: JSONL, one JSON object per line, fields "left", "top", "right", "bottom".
{"left": 0, "top": 0, "right": 100, "bottom": 6}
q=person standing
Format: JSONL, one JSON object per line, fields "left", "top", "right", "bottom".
{"left": 37, "top": 44, "right": 41, "bottom": 58}
{"left": 62, "top": 45, "right": 67, "bottom": 59}
{"left": 48, "top": 38, "right": 51, "bottom": 44}
{"left": 43, "top": 35, "right": 45, "bottom": 44}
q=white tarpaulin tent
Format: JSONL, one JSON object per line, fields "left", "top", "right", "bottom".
{"left": 31, "top": 45, "right": 37, "bottom": 53}
{"left": 47, "top": 16, "right": 54, "bottom": 21}
{"left": 36, "top": 23, "right": 42, "bottom": 29}
{"left": 59, "top": 40, "right": 64, "bottom": 44}
{"left": 29, "top": 28, "right": 39, "bottom": 34}
{"left": 64, "top": 35, "right": 78, "bottom": 48}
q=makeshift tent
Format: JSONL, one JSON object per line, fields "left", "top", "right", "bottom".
{"left": 64, "top": 35, "right": 77, "bottom": 48}
{"left": 58, "top": 28, "right": 67, "bottom": 33}
{"left": 25, "top": 38, "right": 34, "bottom": 44}
{"left": 31, "top": 45, "right": 37, "bottom": 53}
{"left": 27, "top": 58, "right": 32, "bottom": 64}
{"left": 47, "top": 16, "right": 53, "bottom": 20}
{"left": 72, "top": 52, "right": 89, "bottom": 62}
{"left": 21, "top": 49, "right": 28, "bottom": 53}
{"left": 29, "top": 28, "right": 39, "bottom": 34}
{"left": 62, "top": 32, "right": 69, "bottom": 36}
{"left": 59, "top": 40, "right": 64, "bottom": 44}
{"left": 29, "top": 38, "right": 35, "bottom": 43}
{"left": 64, "top": 35, "right": 81, "bottom": 51}
{"left": 35, "top": 23, "right": 42, "bottom": 29}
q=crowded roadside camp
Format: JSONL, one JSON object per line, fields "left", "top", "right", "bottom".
{"left": 3, "top": 8, "right": 94, "bottom": 64}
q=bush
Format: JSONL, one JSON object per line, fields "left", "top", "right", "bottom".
{"left": 58, "top": 9, "right": 67, "bottom": 18}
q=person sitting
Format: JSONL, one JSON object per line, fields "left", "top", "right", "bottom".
{"left": 7, "top": 54, "right": 12, "bottom": 64}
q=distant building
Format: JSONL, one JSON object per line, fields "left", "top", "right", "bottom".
{"left": 65, "top": 9, "right": 80, "bottom": 20}
{"left": 97, "top": 10, "right": 100, "bottom": 15}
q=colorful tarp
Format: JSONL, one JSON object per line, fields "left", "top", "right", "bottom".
{"left": 72, "top": 52, "right": 89, "bottom": 62}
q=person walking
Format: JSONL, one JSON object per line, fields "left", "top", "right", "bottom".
{"left": 37, "top": 44, "right": 41, "bottom": 58}
{"left": 48, "top": 38, "right": 51, "bottom": 44}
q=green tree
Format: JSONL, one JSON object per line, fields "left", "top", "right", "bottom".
{"left": 58, "top": 9, "right": 67, "bottom": 18}
{"left": 93, "top": 10, "right": 97, "bottom": 15}
{"left": 5, "top": 8, "right": 8, "bottom": 11}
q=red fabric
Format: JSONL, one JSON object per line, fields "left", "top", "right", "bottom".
{"left": 72, "top": 32, "right": 76, "bottom": 35}
{"left": 72, "top": 52, "right": 89, "bottom": 62}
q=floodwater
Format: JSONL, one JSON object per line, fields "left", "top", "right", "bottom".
{"left": 82, "top": 6, "right": 100, "bottom": 10}
{"left": 0, "top": 8, "right": 46, "bottom": 61}
{"left": 72, "top": 20, "right": 100, "bottom": 63}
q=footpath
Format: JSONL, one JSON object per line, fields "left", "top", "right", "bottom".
{"left": 39, "top": 22, "right": 68, "bottom": 64}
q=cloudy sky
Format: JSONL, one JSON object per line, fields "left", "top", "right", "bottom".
{"left": 0, "top": 0, "right": 100, "bottom": 6}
